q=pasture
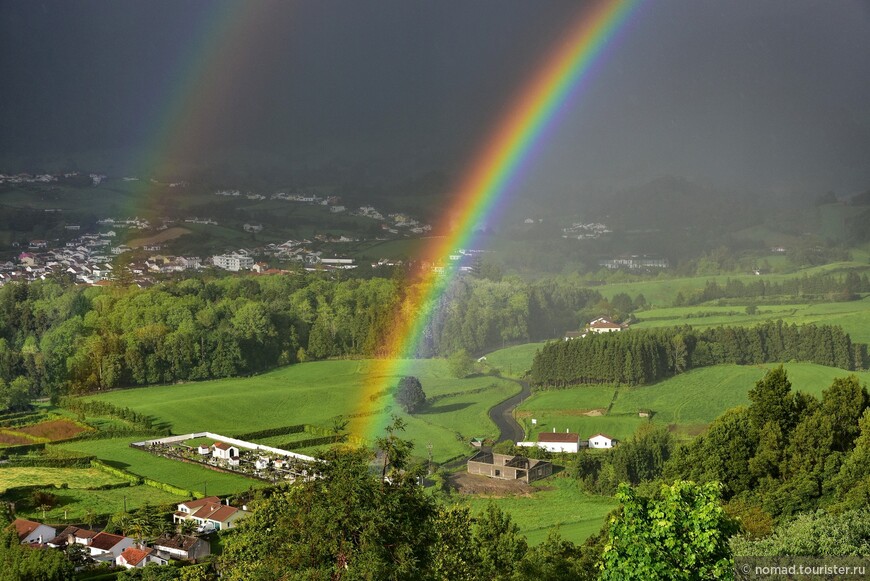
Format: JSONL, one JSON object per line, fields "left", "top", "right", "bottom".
{"left": 595, "top": 262, "right": 870, "bottom": 307}
{"left": 482, "top": 342, "right": 546, "bottom": 378}
{"left": 51, "top": 437, "right": 258, "bottom": 496}
{"left": 9, "top": 484, "right": 185, "bottom": 523}
{"left": 0, "top": 468, "right": 126, "bottom": 493}
{"left": 79, "top": 359, "right": 519, "bottom": 464}
{"left": 632, "top": 297, "right": 870, "bottom": 344}
{"left": 516, "top": 362, "right": 870, "bottom": 442}
{"left": 456, "top": 477, "right": 617, "bottom": 545}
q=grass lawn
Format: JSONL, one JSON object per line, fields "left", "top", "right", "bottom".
{"left": 611, "top": 363, "right": 870, "bottom": 429}
{"left": 514, "top": 362, "right": 870, "bottom": 442}
{"left": 595, "top": 263, "right": 870, "bottom": 307}
{"left": 456, "top": 477, "right": 617, "bottom": 545}
{"left": 10, "top": 484, "right": 185, "bottom": 524}
{"left": 482, "top": 343, "right": 546, "bottom": 378}
{"left": 51, "top": 438, "right": 260, "bottom": 496}
{"left": 0, "top": 468, "right": 126, "bottom": 493}
{"left": 77, "top": 359, "right": 517, "bottom": 464}
{"left": 632, "top": 296, "right": 870, "bottom": 344}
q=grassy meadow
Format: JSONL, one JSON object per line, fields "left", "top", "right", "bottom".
{"left": 9, "top": 484, "right": 185, "bottom": 523}
{"left": 52, "top": 437, "right": 259, "bottom": 496}
{"left": 78, "top": 359, "right": 519, "bottom": 464}
{"left": 0, "top": 467, "right": 126, "bottom": 493}
{"left": 456, "top": 477, "right": 617, "bottom": 545}
{"left": 515, "top": 362, "right": 870, "bottom": 441}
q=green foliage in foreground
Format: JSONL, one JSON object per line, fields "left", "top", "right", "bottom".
{"left": 0, "top": 523, "right": 74, "bottom": 581}
{"left": 600, "top": 481, "right": 737, "bottom": 581}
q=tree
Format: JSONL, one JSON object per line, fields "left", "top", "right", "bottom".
{"left": 218, "top": 444, "right": 436, "bottom": 580}
{"left": 473, "top": 503, "right": 528, "bottom": 580}
{"left": 0, "top": 376, "right": 30, "bottom": 412}
{"left": 747, "top": 365, "right": 795, "bottom": 434}
{"left": 600, "top": 481, "right": 737, "bottom": 580}
{"left": 448, "top": 349, "right": 476, "bottom": 379}
{"left": 395, "top": 376, "right": 426, "bottom": 413}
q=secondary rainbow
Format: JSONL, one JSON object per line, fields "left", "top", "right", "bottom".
{"left": 354, "top": 0, "right": 643, "bottom": 440}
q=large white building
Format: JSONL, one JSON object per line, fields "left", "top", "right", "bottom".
{"left": 212, "top": 253, "right": 254, "bottom": 271}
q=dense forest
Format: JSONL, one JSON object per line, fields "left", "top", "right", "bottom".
{"left": 530, "top": 322, "right": 867, "bottom": 388}
{"left": 0, "top": 275, "right": 604, "bottom": 400}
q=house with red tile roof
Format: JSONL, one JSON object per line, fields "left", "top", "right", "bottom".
{"left": 47, "top": 525, "right": 97, "bottom": 548}
{"left": 173, "top": 497, "right": 247, "bottom": 532}
{"left": 86, "top": 531, "right": 135, "bottom": 561}
{"left": 10, "top": 518, "right": 55, "bottom": 545}
{"left": 116, "top": 546, "right": 168, "bottom": 569}
{"left": 517, "top": 429, "right": 582, "bottom": 453}
{"left": 152, "top": 533, "right": 211, "bottom": 561}
{"left": 586, "top": 317, "right": 629, "bottom": 334}
{"left": 588, "top": 433, "right": 617, "bottom": 449}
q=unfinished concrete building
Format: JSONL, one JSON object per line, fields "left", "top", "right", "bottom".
{"left": 467, "top": 451, "right": 552, "bottom": 483}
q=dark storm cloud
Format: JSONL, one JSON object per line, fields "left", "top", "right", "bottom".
{"left": 1, "top": 0, "right": 869, "bottom": 194}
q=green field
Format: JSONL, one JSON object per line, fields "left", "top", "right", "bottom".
{"left": 9, "top": 484, "right": 185, "bottom": 523}
{"left": 595, "top": 262, "right": 870, "bottom": 307}
{"left": 482, "top": 343, "right": 546, "bottom": 378}
{"left": 632, "top": 297, "right": 870, "bottom": 344}
{"left": 516, "top": 363, "right": 870, "bottom": 442}
{"left": 0, "top": 468, "right": 126, "bottom": 493}
{"left": 52, "top": 438, "right": 259, "bottom": 496}
{"left": 456, "top": 477, "right": 617, "bottom": 545}
{"left": 79, "top": 359, "right": 518, "bottom": 465}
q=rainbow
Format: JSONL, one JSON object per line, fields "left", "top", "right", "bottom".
{"left": 124, "top": 3, "right": 271, "bottom": 217}
{"left": 353, "top": 0, "right": 643, "bottom": 440}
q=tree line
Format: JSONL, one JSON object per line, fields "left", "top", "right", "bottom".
{"left": 0, "top": 274, "right": 604, "bottom": 399}
{"left": 530, "top": 321, "right": 867, "bottom": 388}
{"left": 674, "top": 270, "right": 870, "bottom": 306}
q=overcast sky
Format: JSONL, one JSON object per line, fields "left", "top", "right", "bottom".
{"left": 1, "top": 0, "right": 869, "bottom": 196}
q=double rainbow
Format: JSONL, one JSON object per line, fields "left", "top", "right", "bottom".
{"left": 353, "top": 0, "right": 643, "bottom": 440}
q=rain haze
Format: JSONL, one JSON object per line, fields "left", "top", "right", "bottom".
{"left": 2, "top": 0, "right": 870, "bottom": 199}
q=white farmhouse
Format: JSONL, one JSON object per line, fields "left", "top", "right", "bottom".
{"left": 588, "top": 433, "right": 617, "bottom": 449}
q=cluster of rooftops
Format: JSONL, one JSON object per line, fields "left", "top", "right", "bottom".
{"left": 8, "top": 496, "right": 246, "bottom": 570}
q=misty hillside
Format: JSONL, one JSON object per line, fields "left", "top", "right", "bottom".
{"left": 592, "top": 176, "right": 760, "bottom": 233}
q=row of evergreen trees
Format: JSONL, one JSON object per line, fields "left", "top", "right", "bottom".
{"left": 530, "top": 321, "right": 867, "bottom": 387}
{"left": 676, "top": 271, "right": 870, "bottom": 306}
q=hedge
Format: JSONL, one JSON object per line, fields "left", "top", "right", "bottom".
{"left": 281, "top": 435, "right": 342, "bottom": 450}
{"left": 90, "top": 459, "right": 143, "bottom": 485}
{"left": 233, "top": 424, "right": 305, "bottom": 440}
{"left": 0, "top": 442, "right": 46, "bottom": 456}
{"left": 142, "top": 477, "right": 200, "bottom": 498}
{"left": 5, "top": 454, "right": 95, "bottom": 468}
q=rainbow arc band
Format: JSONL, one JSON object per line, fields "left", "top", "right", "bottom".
{"left": 354, "top": 0, "right": 644, "bottom": 440}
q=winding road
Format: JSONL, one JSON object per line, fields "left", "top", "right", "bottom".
{"left": 488, "top": 377, "right": 531, "bottom": 443}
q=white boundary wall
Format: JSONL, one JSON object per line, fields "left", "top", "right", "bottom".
{"left": 133, "top": 432, "right": 317, "bottom": 463}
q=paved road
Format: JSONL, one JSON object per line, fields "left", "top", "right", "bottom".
{"left": 488, "top": 377, "right": 531, "bottom": 443}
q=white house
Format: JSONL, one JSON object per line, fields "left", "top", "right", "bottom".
{"left": 173, "top": 497, "right": 247, "bottom": 532}
{"left": 517, "top": 430, "right": 580, "bottom": 453}
{"left": 586, "top": 317, "right": 629, "bottom": 334}
{"left": 588, "top": 433, "right": 617, "bottom": 449}
{"left": 117, "top": 546, "right": 167, "bottom": 569}
{"left": 11, "top": 519, "right": 56, "bottom": 545}
{"left": 197, "top": 444, "right": 210, "bottom": 455}
{"left": 212, "top": 441, "right": 239, "bottom": 461}
{"left": 152, "top": 533, "right": 211, "bottom": 561}
{"left": 86, "top": 532, "right": 135, "bottom": 561}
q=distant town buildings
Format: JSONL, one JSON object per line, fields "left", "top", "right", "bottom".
{"left": 212, "top": 253, "right": 254, "bottom": 272}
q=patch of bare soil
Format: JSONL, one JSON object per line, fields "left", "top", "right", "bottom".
{"left": 448, "top": 472, "right": 552, "bottom": 497}
{"left": 126, "top": 227, "right": 191, "bottom": 248}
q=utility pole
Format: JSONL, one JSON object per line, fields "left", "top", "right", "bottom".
{"left": 427, "top": 441, "right": 433, "bottom": 475}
